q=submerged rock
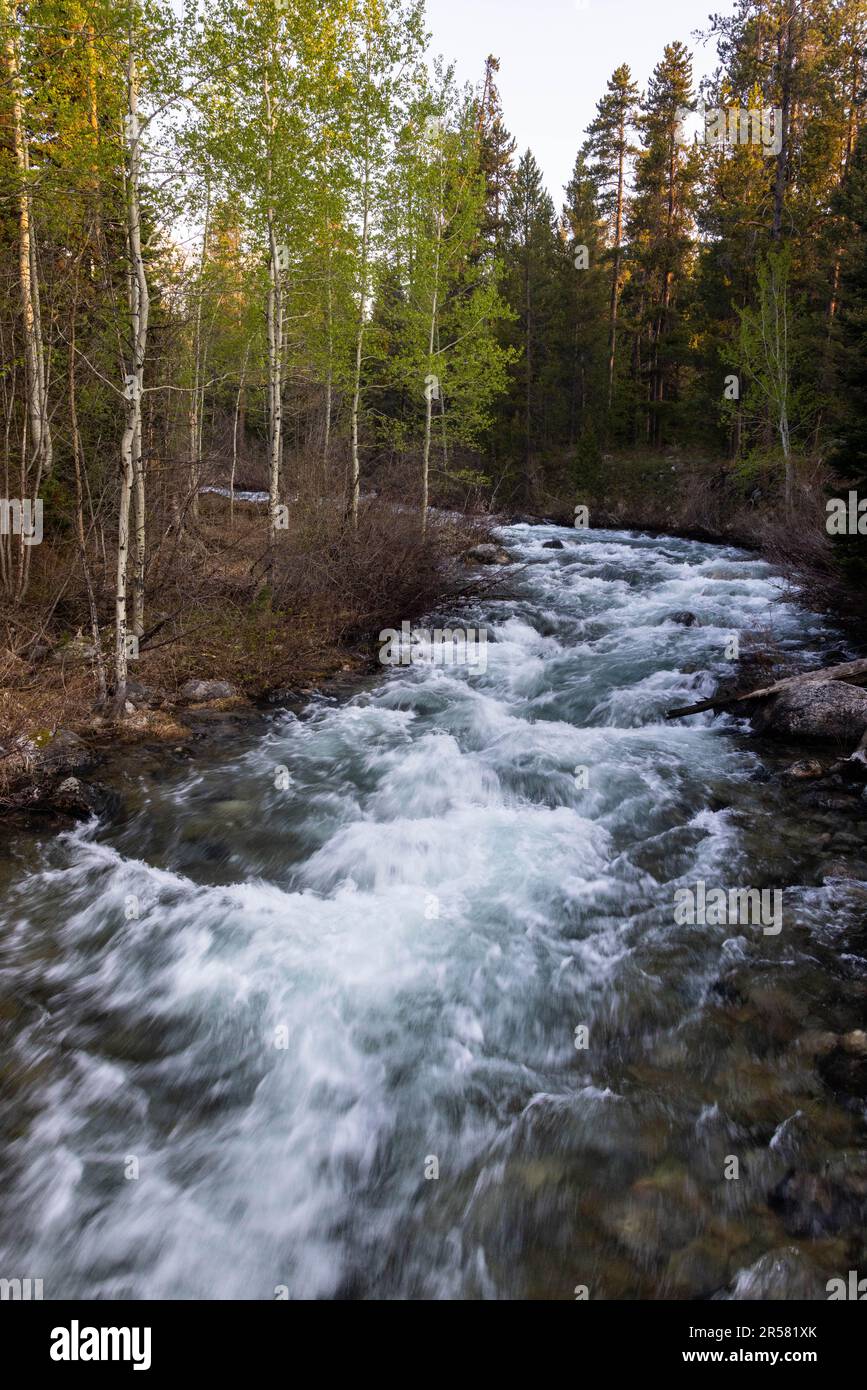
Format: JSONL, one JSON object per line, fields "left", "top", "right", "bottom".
{"left": 542, "top": 539, "right": 564, "bottom": 550}
{"left": 752, "top": 680, "right": 867, "bottom": 741}
{"left": 817, "top": 1044, "right": 867, "bottom": 1099}
{"left": 668, "top": 610, "right": 698, "bottom": 626}
{"left": 769, "top": 1167, "right": 867, "bottom": 1237}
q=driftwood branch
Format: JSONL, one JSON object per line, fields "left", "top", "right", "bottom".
{"left": 666, "top": 658, "right": 867, "bottom": 720}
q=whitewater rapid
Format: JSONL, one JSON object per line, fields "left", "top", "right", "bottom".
{"left": 1, "top": 523, "right": 864, "bottom": 1300}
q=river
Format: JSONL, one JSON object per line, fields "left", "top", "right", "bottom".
{"left": 1, "top": 523, "right": 866, "bottom": 1300}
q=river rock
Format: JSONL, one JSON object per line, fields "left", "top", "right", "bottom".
{"left": 179, "top": 679, "right": 238, "bottom": 703}
{"left": 668, "top": 610, "right": 698, "bottom": 626}
{"left": 781, "top": 758, "right": 825, "bottom": 780}
{"left": 49, "top": 777, "right": 114, "bottom": 819}
{"left": 817, "top": 1043, "right": 867, "bottom": 1099}
{"left": 125, "top": 679, "right": 159, "bottom": 708}
{"left": 542, "top": 539, "right": 564, "bottom": 549}
{"left": 751, "top": 680, "right": 867, "bottom": 741}
{"left": 769, "top": 1168, "right": 867, "bottom": 1237}
{"left": 464, "top": 543, "right": 510, "bottom": 565}
{"left": 35, "top": 729, "right": 95, "bottom": 777}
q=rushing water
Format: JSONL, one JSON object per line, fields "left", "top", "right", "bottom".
{"left": 2, "top": 523, "right": 867, "bottom": 1301}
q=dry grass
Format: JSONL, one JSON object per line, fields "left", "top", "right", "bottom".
{"left": 0, "top": 492, "right": 486, "bottom": 754}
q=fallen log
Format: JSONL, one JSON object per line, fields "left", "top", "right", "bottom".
{"left": 666, "top": 657, "right": 867, "bottom": 720}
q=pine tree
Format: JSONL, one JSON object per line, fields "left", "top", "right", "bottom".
{"left": 586, "top": 64, "right": 639, "bottom": 420}
{"left": 627, "top": 42, "right": 700, "bottom": 446}
{"left": 476, "top": 55, "right": 516, "bottom": 255}
{"left": 500, "top": 148, "right": 562, "bottom": 504}
{"left": 561, "top": 147, "right": 608, "bottom": 448}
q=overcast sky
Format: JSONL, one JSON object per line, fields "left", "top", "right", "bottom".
{"left": 425, "top": 0, "right": 739, "bottom": 204}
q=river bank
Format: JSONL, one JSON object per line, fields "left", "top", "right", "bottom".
{"left": 0, "top": 501, "right": 496, "bottom": 823}
{"left": 4, "top": 507, "right": 867, "bottom": 833}
{"left": 2, "top": 522, "right": 866, "bottom": 1299}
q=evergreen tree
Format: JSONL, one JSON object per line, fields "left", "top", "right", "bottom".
{"left": 476, "top": 54, "right": 516, "bottom": 255}
{"left": 561, "top": 147, "right": 608, "bottom": 450}
{"left": 626, "top": 42, "right": 700, "bottom": 446}
{"left": 499, "top": 149, "right": 562, "bottom": 504}
{"left": 586, "top": 64, "right": 639, "bottom": 420}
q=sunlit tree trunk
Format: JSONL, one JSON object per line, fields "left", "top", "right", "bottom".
{"left": 2, "top": 6, "right": 52, "bottom": 601}
{"left": 116, "top": 31, "right": 150, "bottom": 710}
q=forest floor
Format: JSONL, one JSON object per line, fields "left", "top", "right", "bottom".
{"left": 0, "top": 496, "right": 492, "bottom": 816}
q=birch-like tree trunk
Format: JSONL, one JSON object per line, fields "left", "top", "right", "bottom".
{"left": 189, "top": 183, "right": 211, "bottom": 518}
{"left": 350, "top": 150, "right": 371, "bottom": 529}
{"left": 264, "top": 74, "right": 284, "bottom": 544}
{"left": 2, "top": 5, "right": 52, "bottom": 601}
{"left": 116, "top": 32, "right": 150, "bottom": 710}
{"left": 266, "top": 211, "right": 284, "bottom": 542}
{"left": 421, "top": 185, "right": 443, "bottom": 540}
{"left": 349, "top": 34, "right": 376, "bottom": 530}
{"left": 69, "top": 298, "right": 108, "bottom": 704}
{"left": 230, "top": 340, "right": 251, "bottom": 528}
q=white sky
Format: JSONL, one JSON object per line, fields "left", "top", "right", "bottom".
{"left": 425, "top": 0, "right": 740, "bottom": 203}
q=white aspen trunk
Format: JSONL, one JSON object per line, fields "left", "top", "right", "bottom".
{"left": 349, "top": 39, "right": 375, "bottom": 530}
{"left": 323, "top": 231, "right": 333, "bottom": 468}
{"left": 3, "top": 10, "right": 52, "bottom": 601}
{"left": 231, "top": 341, "right": 251, "bottom": 529}
{"left": 421, "top": 150, "right": 444, "bottom": 541}
{"left": 421, "top": 276, "right": 439, "bottom": 538}
{"left": 69, "top": 306, "right": 108, "bottom": 704}
{"left": 116, "top": 33, "right": 150, "bottom": 710}
{"left": 132, "top": 414, "right": 145, "bottom": 638}
{"left": 189, "top": 183, "right": 210, "bottom": 518}
{"left": 350, "top": 155, "right": 371, "bottom": 530}
{"left": 266, "top": 212, "right": 284, "bottom": 543}
{"left": 264, "top": 73, "right": 283, "bottom": 544}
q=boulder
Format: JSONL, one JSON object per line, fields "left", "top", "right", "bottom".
{"left": 179, "top": 679, "right": 238, "bottom": 703}
{"left": 464, "top": 543, "right": 510, "bottom": 565}
{"left": 751, "top": 680, "right": 867, "bottom": 741}
{"left": 49, "top": 776, "right": 115, "bottom": 819}
{"left": 781, "top": 759, "right": 825, "bottom": 780}
{"left": 35, "top": 729, "right": 95, "bottom": 777}
{"left": 542, "top": 539, "right": 564, "bottom": 550}
{"left": 668, "top": 610, "right": 698, "bottom": 627}
{"left": 125, "top": 679, "right": 159, "bottom": 707}
{"left": 769, "top": 1168, "right": 867, "bottom": 1236}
